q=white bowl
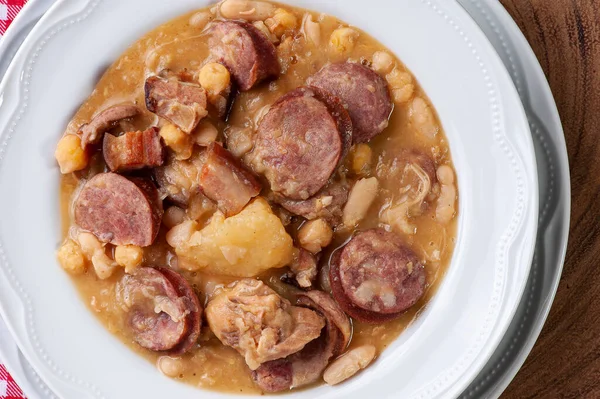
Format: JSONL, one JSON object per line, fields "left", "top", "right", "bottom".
{"left": 0, "top": 0, "right": 538, "bottom": 398}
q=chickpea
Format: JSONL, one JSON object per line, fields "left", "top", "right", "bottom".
{"left": 114, "top": 245, "right": 144, "bottom": 273}
{"left": 55, "top": 134, "right": 89, "bottom": 174}
{"left": 265, "top": 8, "right": 298, "bottom": 38}
{"left": 198, "top": 62, "right": 231, "bottom": 97}
{"left": 351, "top": 144, "right": 373, "bottom": 176}
{"left": 56, "top": 239, "right": 87, "bottom": 275}
{"left": 387, "top": 69, "right": 415, "bottom": 104}
{"left": 329, "top": 27, "right": 359, "bottom": 55}
{"left": 192, "top": 120, "right": 219, "bottom": 147}
{"left": 159, "top": 123, "right": 193, "bottom": 160}
{"left": 372, "top": 51, "right": 395, "bottom": 75}
{"left": 298, "top": 219, "right": 333, "bottom": 254}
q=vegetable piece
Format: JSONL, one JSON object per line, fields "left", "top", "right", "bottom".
{"left": 172, "top": 198, "right": 294, "bottom": 277}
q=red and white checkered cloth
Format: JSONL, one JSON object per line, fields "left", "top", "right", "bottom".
{"left": 0, "top": 365, "right": 24, "bottom": 399}
{"left": 0, "top": 0, "right": 28, "bottom": 37}
{"left": 0, "top": 2, "right": 29, "bottom": 398}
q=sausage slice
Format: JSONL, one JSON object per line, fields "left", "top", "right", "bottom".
{"left": 248, "top": 86, "right": 352, "bottom": 200}
{"left": 329, "top": 228, "right": 426, "bottom": 323}
{"left": 199, "top": 143, "right": 261, "bottom": 216}
{"left": 145, "top": 76, "right": 208, "bottom": 133}
{"left": 119, "top": 267, "right": 200, "bottom": 353}
{"left": 308, "top": 63, "right": 393, "bottom": 143}
{"left": 74, "top": 173, "right": 163, "bottom": 246}
{"left": 103, "top": 127, "right": 164, "bottom": 172}
{"left": 208, "top": 20, "right": 279, "bottom": 91}
{"left": 80, "top": 104, "right": 140, "bottom": 147}
{"left": 157, "top": 267, "right": 202, "bottom": 355}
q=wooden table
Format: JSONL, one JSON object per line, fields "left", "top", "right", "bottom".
{"left": 499, "top": 0, "right": 598, "bottom": 397}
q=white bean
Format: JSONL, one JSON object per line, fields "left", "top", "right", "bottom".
{"left": 409, "top": 97, "right": 438, "bottom": 138}
{"left": 323, "top": 345, "right": 377, "bottom": 385}
{"left": 435, "top": 165, "right": 457, "bottom": 223}
{"left": 91, "top": 251, "right": 117, "bottom": 280}
{"left": 189, "top": 11, "right": 212, "bottom": 29}
{"left": 343, "top": 177, "right": 379, "bottom": 227}
{"left": 158, "top": 356, "right": 186, "bottom": 378}
{"left": 219, "top": 0, "right": 275, "bottom": 21}
{"left": 302, "top": 13, "right": 321, "bottom": 45}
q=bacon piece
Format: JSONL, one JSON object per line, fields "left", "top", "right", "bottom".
{"left": 102, "top": 127, "right": 164, "bottom": 172}
{"left": 199, "top": 143, "right": 261, "bottom": 216}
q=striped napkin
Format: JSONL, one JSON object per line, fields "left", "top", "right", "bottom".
{"left": 0, "top": 0, "right": 30, "bottom": 396}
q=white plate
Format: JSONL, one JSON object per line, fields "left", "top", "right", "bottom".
{"left": 458, "top": 1, "right": 570, "bottom": 397}
{"left": 0, "top": 0, "right": 538, "bottom": 398}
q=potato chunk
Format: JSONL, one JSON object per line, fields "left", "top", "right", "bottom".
{"left": 174, "top": 198, "right": 293, "bottom": 277}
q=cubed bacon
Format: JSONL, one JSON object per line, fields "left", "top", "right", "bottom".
{"left": 103, "top": 127, "right": 164, "bottom": 172}
{"left": 145, "top": 76, "right": 208, "bottom": 133}
{"left": 199, "top": 143, "right": 261, "bottom": 216}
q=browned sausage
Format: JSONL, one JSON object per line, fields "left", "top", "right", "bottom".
{"left": 208, "top": 20, "right": 279, "bottom": 91}
{"left": 74, "top": 173, "right": 163, "bottom": 246}
{"left": 308, "top": 63, "right": 393, "bottom": 143}
{"left": 80, "top": 104, "right": 140, "bottom": 147}
{"left": 157, "top": 267, "right": 202, "bottom": 355}
{"left": 120, "top": 267, "right": 189, "bottom": 352}
{"left": 273, "top": 181, "right": 349, "bottom": 225}
{"left": 199, "top": 143, "right": 261, "bottom": 216}
{"left": 102, "top": 127, "right": 164, "bottom": 172}
{"left": 329, "top": 228, "right": 426, "bottom": 323}
{"left": 145, "top": 76, "right": 208, "bottom": 133}
{"left": 248, "top": 86, "right": 352, "bottom": 200}
{"left": 252, "top": 290, "right": 351, "bottom": 392}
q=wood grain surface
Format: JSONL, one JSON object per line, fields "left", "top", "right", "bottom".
{"left": 499, "top": 0, "right": 599, "bottom": 398}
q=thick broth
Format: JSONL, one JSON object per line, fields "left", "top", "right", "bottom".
{"left": 60, "top": 2, "right": 457, "bottom": 394}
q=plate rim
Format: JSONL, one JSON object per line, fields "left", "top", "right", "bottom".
{"left": 0, "top": 0, "right": 539, "bottom": 398}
